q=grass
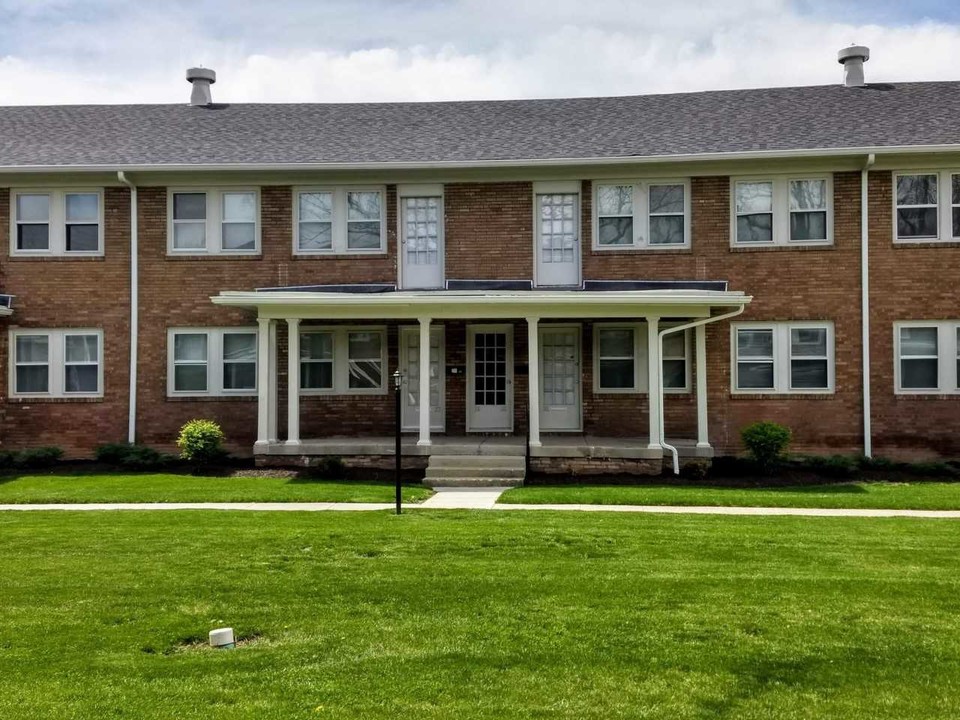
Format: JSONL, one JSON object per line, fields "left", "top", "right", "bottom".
{"left": 0, "top": 472, "right": 433, "bottom": 504}
{"left": 500, "top": 480, "right": 960, "bottom": 510}
{"left": 1, "top": 511, "right": 959, "bottom": 718}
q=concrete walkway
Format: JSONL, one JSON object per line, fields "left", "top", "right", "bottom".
{"left": 1, "top": 496, "right": 959, "bottom": 518}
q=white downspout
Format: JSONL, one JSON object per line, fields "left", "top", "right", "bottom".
{"left": 658, "top": 305, "right": 746, "bottom": 474}
{"left": 861, "top": 153, "right": 876, "bottom": 458}
{"left": 117, "top": 171, "right": 138, "bottom": 444}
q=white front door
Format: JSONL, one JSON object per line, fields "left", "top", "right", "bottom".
{"left": 400, "top": 195, "right": 444, "bottom": 289}
{"left": 467, "top": 325, "right": 513, "bottom": 432}
{"left": 399, "top": 326, "right": 445, "bottom": 431}
{"left": 539, "top": 325, "right": 582, "bottom": 431}
{"left": 536, "top": 192, "right": 580, "bottom": 286}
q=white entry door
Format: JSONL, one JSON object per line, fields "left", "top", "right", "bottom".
{"left": 399, "top": 326, "right": 445, "bottom": 431}
{"left": 539, "top": 325, "right": 582, "bottom": 431}
{"left": 400, "top": 194, "right": 444, "bottom": 289}
{"left": 467, "top": 325, "right": 514, "bottom": 432}
{"left": 536, "top": 192, "right": 580, "bottom": 286}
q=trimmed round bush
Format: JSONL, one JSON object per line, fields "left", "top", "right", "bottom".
{"left": 740, "top": 421, "right": 792, "bottom": 472}
{"left": 176, "top": 420, "right": 226, "bottom": 464}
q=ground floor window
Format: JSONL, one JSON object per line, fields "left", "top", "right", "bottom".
{"left": 593, "top": 323, "right": 691, "bottom": 394}
{"left": 10, "top": 328, "right": 103, "bottom": 398}
{"left": 300, "top": 327, "right": 387, "bottom": 395}
{"left": 167, "top": 328, "right": 257, "bottom": 397}
{"left": 732, "top": 322, "right": 834, "bottom": 393}
{"left": 895, "top": 321, "right": 960, "bottom": 393}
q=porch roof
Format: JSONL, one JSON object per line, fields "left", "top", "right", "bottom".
{"left": 212, "top": 286, "right": 751, "bottom": 320}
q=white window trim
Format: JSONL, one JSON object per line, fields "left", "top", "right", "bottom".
{"left": 591, "top": 323, "right": 692, "bottom": 395}
{"left": 299, "top": 326, "right": 388, "bottom": 396}
{"left": 167, "top": 188, "right": 261, "bottom": 256}
{"left": 167, "top": 327, "right": 258, "bottom": 397}
{"left": 893, "top": 321, "right": 960, "bottom": 395}
{"left": 9, "top": 328, "right": 104, "bottom": 399}
{"left": 9, "top": 189, "right": 105, "bottom": 257}
{"left": 292, "top": 186, "right": 387, "bottom": 256}
{"left": 730, "top": 175, "right": 834, "bottom": 247}
{"left": 731, "top": 321, "right": 835, "bottom": 394}
{"left": 891, "top": 170, "right": 959, "bottom": 244}
{"left": 592, "top": 179, "right": 691, "bottom": 250}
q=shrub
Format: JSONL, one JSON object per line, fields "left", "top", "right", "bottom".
{"left": 16, "top": 446, "right": 64, "bottom": 469}
{"left": 95, "top": 443, "right": 172, "bottom": 470}
{"left": 315, "top": 456, "right": 346, "bottom": 478}
{"left": 176, "top": 420, "right": 226, "bottom": 465}
{"left": 0, "top": 450, "right": 17, "bottom": 470}
{"left": 794, "top": 454, "right": 858, "bottom": 479}
{"left": 680, "top": 460, "right": 710, "bottom": 482}
{"left": 740, "top": 421, "right": 792, "bottom": 472}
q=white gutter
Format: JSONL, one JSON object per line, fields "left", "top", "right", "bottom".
{"left": 861, "top": 152, "right": 876, "bottom": 458}
{"left": 1, "top": 142, "right": 960, "bottom": 174}
{"left": 658, "top": 305, "right": 747, "bottom": 474}
{"left": 117, "top": 171, "right": 138, "bottom": 444}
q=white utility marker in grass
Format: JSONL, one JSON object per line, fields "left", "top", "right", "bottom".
{"left": 209, "top": 628, "right": 235, "bottom": 649}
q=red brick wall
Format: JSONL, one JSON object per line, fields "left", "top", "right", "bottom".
{"left": 0, "top": 174, "right": 954, "bottom": 460}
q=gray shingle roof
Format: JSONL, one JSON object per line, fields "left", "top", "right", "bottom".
{"left": 1, "top": 82, "right": 959, "bottom": 167}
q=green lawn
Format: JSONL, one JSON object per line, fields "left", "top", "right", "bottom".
{"left": 0, "top": 472, "right": 432, "bottom": 504}
{"left": 500, "top": 481, "right": 960, "bottom": 510}
{"left": 1, "top": 511, "right": 959, "bottom": 718}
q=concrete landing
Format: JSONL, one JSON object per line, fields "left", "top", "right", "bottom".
{"left": 419, "top": 487, "right": 512, "bottom": 509}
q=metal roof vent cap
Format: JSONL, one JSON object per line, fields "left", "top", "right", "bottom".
{"left": 838, "top": 45, "right": 869, "bottom": 88}
{"left": 186, "top": 67, "right": 216, "bottom": 106}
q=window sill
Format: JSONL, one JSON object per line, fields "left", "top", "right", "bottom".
{"left": 7, "top": 255, "right": 105, "bottom": 262}
{"left": 591, "top": 247, "right": 692, "bottom": 255}
{"left": 8, "top": 396, "right": 103, "bottom": 404}
{"left": 166, "top": 395, "right": 257, "bottom": 402}
{"left": 893, "top": 392, "right": 960, "bottom": 399}
{"left": 165, "top": 254, "right": 262, "bottom": 261}
{"left": 893, "top": 240, "right": 960, "bottom": 249}
{"left": 729, "top": 392, "right": 835, "bottom": 400}
{"left": 729, "top": 244, "right": 834, "bottom": 253}
{"left": 292, "top": 251, "right": 389, "bottom": 259}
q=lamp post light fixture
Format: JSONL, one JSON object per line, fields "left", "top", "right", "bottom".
{"left": 393, "top": 369, "right": 403, "bottom": 515}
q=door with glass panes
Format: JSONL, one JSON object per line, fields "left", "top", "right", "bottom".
{"left": 539, "top": 325, "right": 581, "bottom": 431}
{"left": 467, "top": 325, "right": 513, "bottom": 432}
{"left": 400, "top": 192, "right": 444, "bottom": 289}
{"left": 535, "top": 192, "right": 580, "bottom": 286}
{"left": 399, "top": 326, "right": 445, "bottom": 430}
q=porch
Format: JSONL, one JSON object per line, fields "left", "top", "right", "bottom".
{"left": 211, "top": 283, "right": 751, "bottom": 472}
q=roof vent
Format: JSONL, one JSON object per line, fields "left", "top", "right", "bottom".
{"left": 837, "top": 46, "right": 869, "bottom": 88}
{"left": 186, "top": 67, "right": 216, "bottom": 106}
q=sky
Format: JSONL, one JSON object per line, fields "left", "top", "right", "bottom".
{"left": 1, "top": 0, "right": 960, "bottom": 105}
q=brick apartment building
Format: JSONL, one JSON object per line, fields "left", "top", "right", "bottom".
{"left": 0, "top": 47, "right": 957, "bottom": 478}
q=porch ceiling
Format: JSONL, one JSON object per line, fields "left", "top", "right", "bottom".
{"left": 212, "top": 288, "right": 751, "bottom": 320}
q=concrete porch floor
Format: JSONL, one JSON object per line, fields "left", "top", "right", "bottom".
{"left": 255, "top": 435, "right": 713, "bottom": 460}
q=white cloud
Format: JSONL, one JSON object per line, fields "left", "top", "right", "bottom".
{"left": 0, "top": 1, "right": 959, "bottom": 105}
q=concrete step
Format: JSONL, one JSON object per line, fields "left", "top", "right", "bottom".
{"left": 425, "top": 466, "right": 526, "bottom": 479}
{"left": 422, "top": 476, "right": 524, "bottom": 488}
{"left": 428, "top": 455, "right": 525, "bottom": 469}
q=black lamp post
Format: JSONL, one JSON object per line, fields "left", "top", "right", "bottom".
{"left": 393, "top": 369, "right": 403, "bottom": 515}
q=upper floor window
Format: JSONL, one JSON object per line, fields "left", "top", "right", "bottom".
{"left": 732, "top": 177, "right": 832, "bottom": 247}
{"left": 167, "top": 328, "right": 257, "bottom": 396}
{"left": 10, "top": 328, "right": 103, "bottom": 398}
{"left": 10, "top": 190, "right": 103, "bottom": 256}
{"left": 894, "top": 321, "right": 960, "bottom": 394}
{"left": 168, "top": 189, "right": 259, "bottom": 255}
{"left": 893, "top": 171, "right": 960, "bottom": 243}
{"left": 299, "top": 327, "right": 386, "bottom": 394}
{"left": 593, "top": 180, "right": 690, "bottom": 249}
{"left": 593, "top": 323, "right": 691, "bottom": 394}
{"left": 732, "top": 322, "right": 834, "bottom": 393}
{"left": 294, "top": 187, "right": 386, "bottom": 255}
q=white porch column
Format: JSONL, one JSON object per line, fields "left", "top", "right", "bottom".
{"left": 417, "top": 317, "right": 432, "bottom": 446}
{"left": 286, "top": 318, "right": 301, "bottom": 445}
{"left": 527, "top": 316, "right": 542, "bottom": 448}
{"left": 268, "top": 319, "right": 278, "bottom": 442}
{"left": 695, "top": 324, "right": 710, "bottom": 448}
{"left": 256, "top": 317, "right": 271, "bottom": 447}
{"left": 646, "top": 316, "right": 662, "bottom": 450}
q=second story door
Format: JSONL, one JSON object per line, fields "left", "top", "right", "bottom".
{"left": 535, "top": 189, "right": 581, "bottom": 286}
{"left": 400, "top": 191, "right": 444, "bottom": 289}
